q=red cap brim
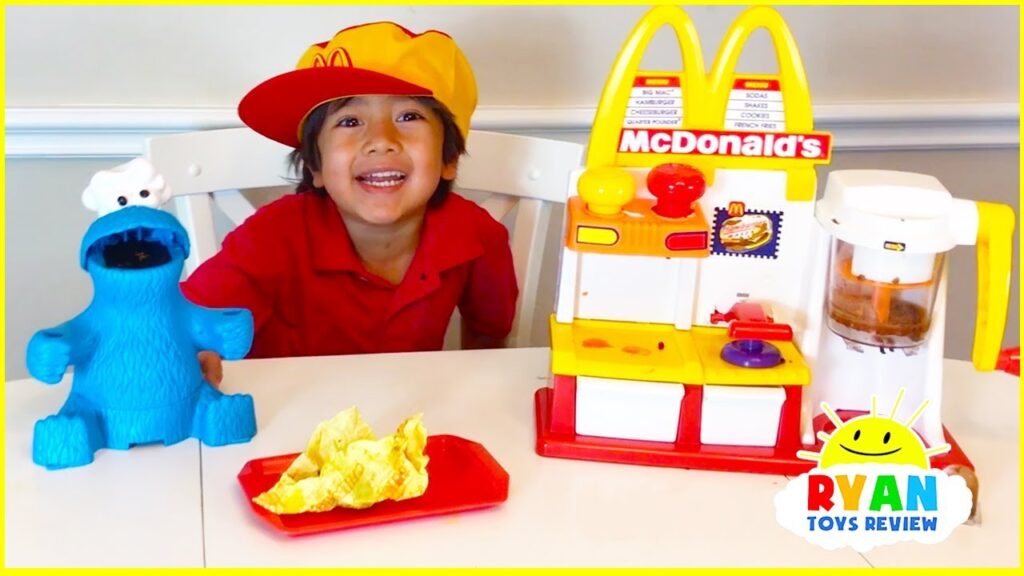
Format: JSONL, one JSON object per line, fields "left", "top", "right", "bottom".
{"left": 238, "top": 67, "right": 432, "bottom": 148}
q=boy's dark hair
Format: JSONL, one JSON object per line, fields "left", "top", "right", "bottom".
{"left": 288, "top": 96, "right": 466, "bottom": 206}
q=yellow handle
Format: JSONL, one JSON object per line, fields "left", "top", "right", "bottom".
{"left": 972, "top": 201, "right": 1015, "bottom": 370}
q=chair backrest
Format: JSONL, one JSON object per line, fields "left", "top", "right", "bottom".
{"left": 145, "top": 127, "right": 584, "bottom": 347}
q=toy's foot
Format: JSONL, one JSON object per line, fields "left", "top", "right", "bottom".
{"left": 194, "top": 392, "right": 256, "bottom": 446}
{"left": 33, "top": 414, "right": 98, "bottom": 469}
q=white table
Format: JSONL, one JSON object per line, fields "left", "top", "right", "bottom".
{"left": 6, "top": 348, "right": 1018, "bottom": 567}
{"left": 201, "top": 348, "right": 1019, "bottom": 568}
{"left": 5, "top": 377, "right": 205, "bottom": 567}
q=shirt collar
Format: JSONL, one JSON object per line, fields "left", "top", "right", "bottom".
{"left": 307, "top": 192, "right": 485, "bottom": 276}
{"left": 306, "top": 192, "right": 363, "bottom": 273}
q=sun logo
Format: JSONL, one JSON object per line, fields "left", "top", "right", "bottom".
{"left": 798, "top": 389, "right": 951, "bottom": 468}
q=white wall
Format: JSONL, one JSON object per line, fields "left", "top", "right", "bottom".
{"left": 5, "top": 5, "right": 1019, "bottom": 380}
{"left": 6, "top": 5, "right": 1019, "bottom": 106}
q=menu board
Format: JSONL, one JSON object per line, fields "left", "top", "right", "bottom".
{"left": 626, "top": 76, "right": 684, "bottom": 129}
{"left": 725, "top": 78, "right": 785, "bottom": 132}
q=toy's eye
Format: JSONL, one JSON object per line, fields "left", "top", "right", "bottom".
{"left": 883, "top": 432, "right": 891, "bottom": 444}
{"left": 140, "top": 189, "right": 150, "bottom": 198}
{"left": 853, "top": 429, "right": 860, "bottom": 441}
{"left": 117, "top": 196, "right": 128, "bottom": 206}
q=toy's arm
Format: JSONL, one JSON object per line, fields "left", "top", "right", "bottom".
{"left": 188, "top": 305, "right": 254, "bottom": 361}
{"left": 26, "top": 316, "right": 95, "bottom": 384}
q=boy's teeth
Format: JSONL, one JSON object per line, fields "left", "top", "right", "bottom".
{"left": 359, "top": 171, "right": 406, "bottom": 188}
{"left": 362, "top": 171, "right": 405, "bottom": 179}
{"left": 364, "top": 179, "right": 403, "bottom": 188}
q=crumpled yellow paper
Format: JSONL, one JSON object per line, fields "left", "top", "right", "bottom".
{"left": 253, "top": 407, "right": 429, "bottom": 514}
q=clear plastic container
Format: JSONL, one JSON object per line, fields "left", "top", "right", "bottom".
{"left": 825, "top": 239, "right": 944, "bottom": 348}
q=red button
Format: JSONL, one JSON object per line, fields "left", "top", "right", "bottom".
{"left": 665, "top": 231, "right": 708, "bottom": 251}
{"left": 647, "top": 163, "right": 706, "bottom": 219}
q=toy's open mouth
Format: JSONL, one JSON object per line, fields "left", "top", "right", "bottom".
{"left": 87, "top": 226, "right": 185, "bottom": 270}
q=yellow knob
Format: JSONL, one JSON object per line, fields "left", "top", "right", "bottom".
{"left": 577, "top": 167, "right": 635, "bottom": 216}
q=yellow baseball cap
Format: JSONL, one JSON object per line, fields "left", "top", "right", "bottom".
{"left": 239, "top": 22, "right": 477, "bottom": 147}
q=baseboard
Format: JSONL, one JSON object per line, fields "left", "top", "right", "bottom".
{"left": 5, "top": 101, "right": 1018, "bottom": 158}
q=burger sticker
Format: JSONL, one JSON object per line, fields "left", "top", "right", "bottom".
{"left": 712, "top": 207, "right": 782, "bottom": 259}
{"left": 720, "top": 213, "right": 773, "bottom": 252}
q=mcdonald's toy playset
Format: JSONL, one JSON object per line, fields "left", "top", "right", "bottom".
{"left": 533, "top": 5, "right": 1016, "bottom": 493}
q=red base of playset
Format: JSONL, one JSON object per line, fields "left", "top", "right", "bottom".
{"left": 534, "top": 387, "right": 973, "bottom": 476}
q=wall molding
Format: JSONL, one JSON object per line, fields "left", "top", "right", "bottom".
{"left": 5, "top": 101, "right": 1019, "bottom": 158}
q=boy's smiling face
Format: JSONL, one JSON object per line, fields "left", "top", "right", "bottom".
{"left": 312, "top": 95, "right": 458, "bottom": 227}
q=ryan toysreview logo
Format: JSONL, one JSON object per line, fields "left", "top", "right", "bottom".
{"left": 618, "top": 128, "right": 831, "bottom": 160}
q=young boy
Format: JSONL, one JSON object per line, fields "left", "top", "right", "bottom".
{"left": 182, "top": 22, "right": 519, "bottom": 384}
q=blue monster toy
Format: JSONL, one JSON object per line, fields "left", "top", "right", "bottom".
{"left": 26, "top": 205, "right": 257, "bottom": 469}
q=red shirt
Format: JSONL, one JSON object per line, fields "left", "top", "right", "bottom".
{"left": 181, "top": 192, "right": 518, "bottom": 358}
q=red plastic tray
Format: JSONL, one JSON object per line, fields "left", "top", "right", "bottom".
{"left": 237, "top": 434, "right": 509, "bottom": 536}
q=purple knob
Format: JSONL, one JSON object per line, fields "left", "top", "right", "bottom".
{"left": 721, "top": 339, "right": 783, "bottom": 368}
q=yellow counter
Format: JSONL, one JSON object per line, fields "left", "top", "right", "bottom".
{"left": 550, "top": 315, "right": 809, "bottom": 386}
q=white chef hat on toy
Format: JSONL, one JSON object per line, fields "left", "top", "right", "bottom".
{"left": 82, "top": 158, "right": 171, "bottom": 217}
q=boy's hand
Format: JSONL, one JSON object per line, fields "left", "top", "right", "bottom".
{"left": 198, "top": 351, "right": 224, "bottom": 387}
